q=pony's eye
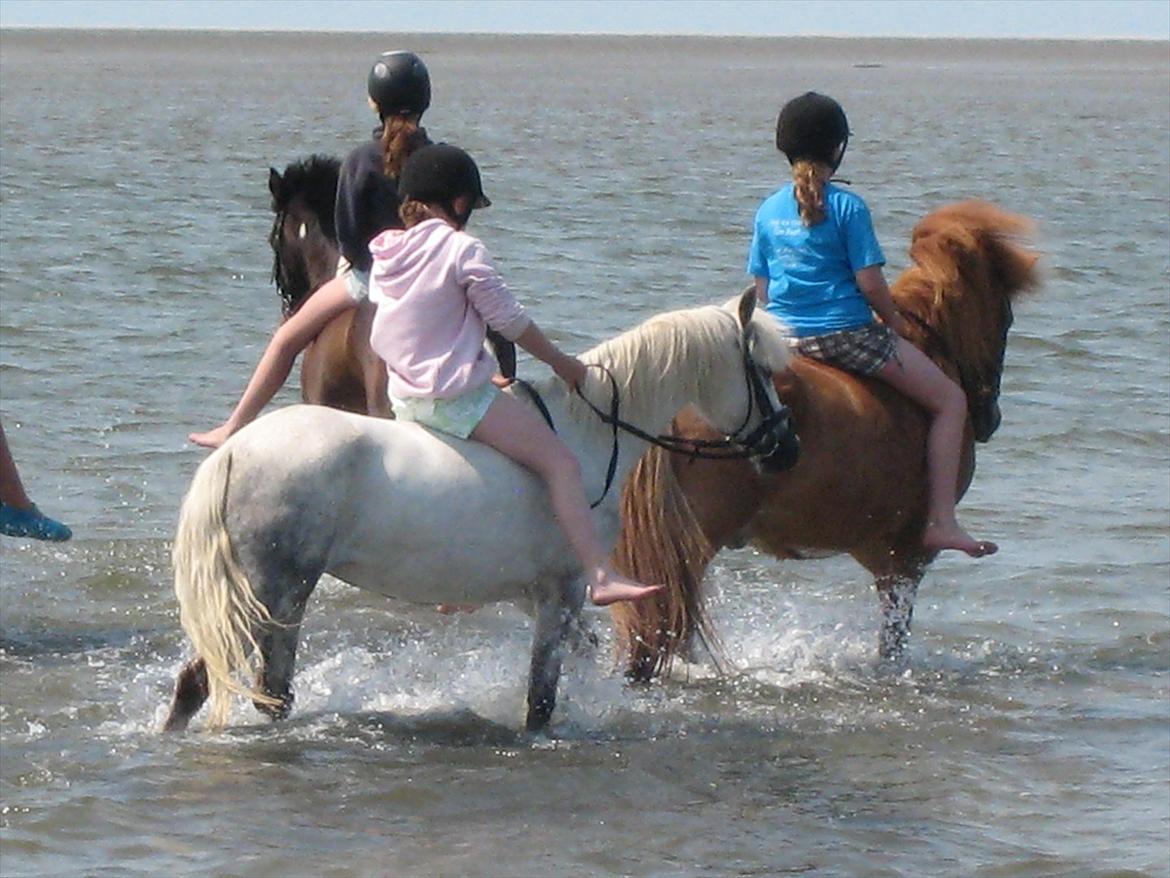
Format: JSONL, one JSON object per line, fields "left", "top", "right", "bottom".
{"left": 297, "top": 223, "right": 307, "bottom": 240}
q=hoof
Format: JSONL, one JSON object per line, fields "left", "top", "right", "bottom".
{"left": 254, "top": 691, "right": 294, "bottom": 722}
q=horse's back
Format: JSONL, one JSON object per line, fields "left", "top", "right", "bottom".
{"left": 222, "top": 404, "right": 575, "bottom": 603}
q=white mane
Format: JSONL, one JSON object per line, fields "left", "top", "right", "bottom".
{"left": 567, "top": 298, "right": 790, "bottom": 423}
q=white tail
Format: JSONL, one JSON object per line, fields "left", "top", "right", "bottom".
{"left": 172, "top": 449, "right": 279, "bottom": 728}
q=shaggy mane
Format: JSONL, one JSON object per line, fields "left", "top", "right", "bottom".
{"left": 271, "top": 154, "right": 341, "bottom": 244}
{"left": 570, "top": 301, "right": 789, "bottom": 421}
{"left": 893, "top": 200, "right": 1039, "bottom": 386}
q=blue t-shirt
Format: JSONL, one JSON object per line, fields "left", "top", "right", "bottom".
{"left": 747, "top": 182, "right": 885, "bottom": 337}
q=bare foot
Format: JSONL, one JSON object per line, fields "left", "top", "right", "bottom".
{"left": 923, "top": 522, "right": 998, "bottom": 558}
{"left": 188, "top": 424, "right": 233, "bottom": 449}
{"left": 588, "top": 567, "right": 663, "bottom": 607}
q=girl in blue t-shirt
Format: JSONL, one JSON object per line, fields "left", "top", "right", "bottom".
{"left": 749, "top": 92, "right": 996, "bottom": 558}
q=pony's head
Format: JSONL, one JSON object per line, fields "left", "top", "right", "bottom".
{"left": 897, "top": 200, "right": 1040, "bottom": 442}
{"left": 268, "top": 155, "right": 342, "bottom": 316}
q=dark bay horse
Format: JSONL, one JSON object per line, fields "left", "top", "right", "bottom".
{"left": 267, "top": 153, "right": 515, "bottom": 414}
{"left": 267, "top": 154, "right": 388, "bottom": 415}
{"left": 610, "top": 201, "right": 1041, "bottom": 680}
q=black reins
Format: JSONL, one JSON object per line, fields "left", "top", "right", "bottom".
{"left": 571, "top": 334, "right": 792, "bottom": 507}
{"left": 900, "top": 298, "right": 1012, "bottom": 413}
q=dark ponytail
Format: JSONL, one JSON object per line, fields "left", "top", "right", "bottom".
{"left": 379, "top": 116, "right": 430, "bottom": 180}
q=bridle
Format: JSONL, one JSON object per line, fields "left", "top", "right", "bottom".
{"left": 269, "top": 205, "right": 302, "bottom": 317}
{"left": 572, "top": 328, "right": 794, "bottom": 507}
{"left": 900, "top": 295, "right": 1013, "bottom": 425}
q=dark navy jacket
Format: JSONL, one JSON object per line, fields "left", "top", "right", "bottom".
{"left": 334, "top": 129, "right": 421, "bottom": 273}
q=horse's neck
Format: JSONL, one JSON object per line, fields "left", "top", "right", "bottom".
{"left": 583, "top": 347, "right": 696, "bottom": 440}
{"left": 525, "top": 342, "right": 699, "bottom": 508}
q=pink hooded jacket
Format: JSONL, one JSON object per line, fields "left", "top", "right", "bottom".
{"left": 367, "top": 218, "right": 532, "bottom": 400}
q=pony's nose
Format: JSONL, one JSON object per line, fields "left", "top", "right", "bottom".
{"left": 973, "top": 401, "right": 1002, "bottom": 444}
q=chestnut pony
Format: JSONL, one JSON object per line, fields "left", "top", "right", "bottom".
{"left": 267, "top": 155, "right": 388, "bottom": 416}
{"left": 610, "top": 201, "right": 1040, "bottom": 680}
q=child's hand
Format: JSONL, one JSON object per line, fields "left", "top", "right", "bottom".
{"left": 553, "top": 355, "right": 587, "bottom": 390}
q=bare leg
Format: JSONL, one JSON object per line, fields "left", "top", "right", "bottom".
{"left": 188, "top": 278, "right": 358, "bottom": 448}
{"left": 0, "top": 420, "right": 72, "bottom": 541}
{"left": 471, "top": 393, "right": 662, "bottom": 606}
{"left": 876, "top": 339, "right": 997, "bottom": 557}
{"left": 0, "top": 421, "right": 33, "bottom": 508}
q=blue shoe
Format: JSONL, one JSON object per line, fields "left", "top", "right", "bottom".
{"left": 0, "top": 503, "right": 72, "bottom": 542}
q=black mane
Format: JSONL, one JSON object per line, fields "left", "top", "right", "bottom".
{"left": 272, "top": 154, "right": 341, "bottom": 243}
{"left": 269, "top": 154, "right": 342, "bottom": 315}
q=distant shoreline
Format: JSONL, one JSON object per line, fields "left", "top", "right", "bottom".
{"left": 0, "top": 27, "right": 1166, "bottom": 44}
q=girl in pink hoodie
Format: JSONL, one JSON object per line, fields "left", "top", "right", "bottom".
{"left": 368, "top": 144, "right": 659, "bottom": 607}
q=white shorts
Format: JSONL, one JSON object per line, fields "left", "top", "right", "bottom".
{"left": 389, "top": 381, "right": 500, "bottom": 440}
{"left": 335, "top": 254, "right": 369, "bottom": 302}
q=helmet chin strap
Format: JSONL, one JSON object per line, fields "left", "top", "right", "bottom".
{"left": 830, "top": 136, "right": 849, "bottom": 172}
{"left": 825, "top": 137, "right": 850, "bottom": 183}
{"left": 446, "top": 195, "right": 475, "bottom": 229}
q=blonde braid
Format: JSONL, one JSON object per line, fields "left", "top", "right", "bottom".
{"left": 398, "top": 197, "right": 434, "bottom": 228}
{"left": 792, "top": 159, "right": 831, "bottom": 226}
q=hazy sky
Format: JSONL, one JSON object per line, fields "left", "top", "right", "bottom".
{"left": 1, "top": 0, "right": 1168, "bottom": 40}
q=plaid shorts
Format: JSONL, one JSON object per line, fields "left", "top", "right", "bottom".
{"left": 792, "top": 323, "right": 898, "bottom": 375}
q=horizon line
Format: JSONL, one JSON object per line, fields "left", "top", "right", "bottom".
{"left": 1, "top": 25, "right": 1167, "bottom": 43}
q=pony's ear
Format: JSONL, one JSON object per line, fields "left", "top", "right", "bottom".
{"left": 268, "top": 167, "right": 283, "bottom": 200}
{"left": 737, "top": 286, "right": 756, "bottom": 329}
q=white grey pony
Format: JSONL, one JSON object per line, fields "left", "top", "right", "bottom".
{"left": 163, "top": 290, "right": 794, "bottom": 734}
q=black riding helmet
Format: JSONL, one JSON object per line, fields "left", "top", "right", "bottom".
{"left": 399, "top": 144, "right": 491, "bottom": 215}
{"left": 775, "top": 92, "right": 850, "bottom": 171}
{"left": 368, "top": 51, "right": 431, "bottom": 119}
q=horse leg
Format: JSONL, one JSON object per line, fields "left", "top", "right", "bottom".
{"left": 855, "top": 539, "right": 930, "bottom": 664}
{"left": 526, "top": 590, "right": 577, "bottom": 733}
{"left": 246, "top": 564, "right": 319, "bottom": 723}
{"left": 875, "top": 572, "right": 923, "bottom": 663}
{"left": 162, "top": 657, "right": 209, "bottom": 732}
{"left": 858, "top": 543, "right": 929, "bottom": 663}
{"left": 252, "top": 622, "right": 304, "bottom": 721}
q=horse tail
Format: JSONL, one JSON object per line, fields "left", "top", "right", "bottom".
{"left": 611, "top": 445, "right": 723, "bottom": 681}
{"left": 172, "top": 448, "right": 280, "bottom": 729}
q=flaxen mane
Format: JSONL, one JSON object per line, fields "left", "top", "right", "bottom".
{"left": 568, "top": 303, "right": 789, "bottom": 425}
